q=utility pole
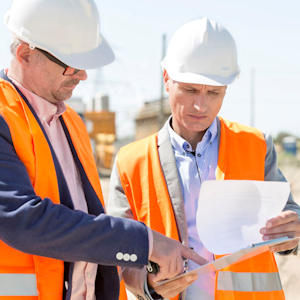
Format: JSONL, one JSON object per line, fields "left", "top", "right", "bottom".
{"left": 92, "top": 68, "right": 103, "bottom": 111}
{"left": 158, "top": 34, "right": 167, "bottom": 128}
{"left": 250, "top": 68, "right": 255, "bottom": 127}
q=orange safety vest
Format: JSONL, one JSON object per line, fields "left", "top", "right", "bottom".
{"left": 0, "top": 78, "right": 104, "bottom": 299}
{"left": 117, "top": 118, "right": 285, "bottom": 300}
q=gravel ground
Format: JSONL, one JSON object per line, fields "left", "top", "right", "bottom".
{"left": 275, "top": 165, "right": 300, "bottom": 300}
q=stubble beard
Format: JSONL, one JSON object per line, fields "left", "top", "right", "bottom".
{"left": 53, "top": 79, "right": 80, "bottom": 102}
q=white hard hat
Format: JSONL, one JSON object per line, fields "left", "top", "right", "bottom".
{"left": 161, "top": 17, "right": 240, "bottom": 86}
{"left": 4, "top": 0, "right": 115, "bottom": 70}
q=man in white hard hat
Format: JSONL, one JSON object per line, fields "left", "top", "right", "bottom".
{"left": 0, "top": 1, "right": 206, "bottom": 299}
{"left": 107, "top": 18, "right": 300, "bottom": 300}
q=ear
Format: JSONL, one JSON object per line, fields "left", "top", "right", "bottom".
{"left": 163, "top": 69, "right": 170, "bottom": 92}
{"left": 15, "top": 43, "right": 32, "bottom": 65}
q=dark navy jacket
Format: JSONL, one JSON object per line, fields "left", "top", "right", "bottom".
{"left": 0, "top": 71, "right": 149, "bottom": 299}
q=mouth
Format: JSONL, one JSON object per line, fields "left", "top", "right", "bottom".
{"left": 188, "top": 114, "right": 207, "bottom": 120}
{"left": 63, "top": 80, "right": 80, "bottom": 89}
{"left": 64, "top": 84, "right": 78, "bottom": 90}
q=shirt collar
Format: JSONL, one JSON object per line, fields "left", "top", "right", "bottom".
{"left": 168, "top": 117, "right": 218, "bottom": 154}
{"left": 7, "top": 74, "right": 66, "bottom": 124}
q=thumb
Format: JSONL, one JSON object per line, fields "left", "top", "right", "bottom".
{"left": 181, "top": 246, "right": 208, "bottom": 266}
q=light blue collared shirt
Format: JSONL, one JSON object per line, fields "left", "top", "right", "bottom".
{"left": 168, "top": 117, "right": 219, "bottom": 300}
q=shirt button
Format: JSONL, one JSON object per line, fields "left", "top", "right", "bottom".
{"left": 116, "top": 252, "right": 123, "bottom": 260}
{"left": 123, "top": 253, "right": 130, "bottom": 261}
{"left": 197, "top": 153, "right": 201, "bottom": 157}
{"left": 130, "top": 254, "right": 138, "bottom": 262}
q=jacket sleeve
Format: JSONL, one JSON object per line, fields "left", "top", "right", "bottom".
{"left": 0, "top": 116, "right": 149, "bottom": 268}
{"left": 264, "top": 134, "right": 300, "bottom": 217}
{"left": 107, "top": 158, "right": 148, "bottom": 298}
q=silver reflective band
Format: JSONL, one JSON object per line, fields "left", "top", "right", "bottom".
{"left": 0, "top": 274, "right": 38, "bottom": 296}
{"left": 217, "top": 271, "right": 282, "bottom": 292}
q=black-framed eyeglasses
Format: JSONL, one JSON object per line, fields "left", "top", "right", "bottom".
{"left": 36, "top": 48, "right": 81, "bottom": 76}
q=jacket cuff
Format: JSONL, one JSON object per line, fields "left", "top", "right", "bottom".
{"left": 278, "top": 244, "right": 298, "bottom": 256}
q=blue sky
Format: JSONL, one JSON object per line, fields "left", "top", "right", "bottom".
{"left": 1, "top": 0, "right": 300, "bottom": 138}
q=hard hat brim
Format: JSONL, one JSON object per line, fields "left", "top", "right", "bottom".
{"left": 47, "top": 34, "right": 115, "bottom": 70}
{"left": 162, "top": 63, "right": 239, "bottom": 86}
{"left": 4, "top": 3, "right": 115, "bottom": 70}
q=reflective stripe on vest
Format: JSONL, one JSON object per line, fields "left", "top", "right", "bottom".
{"left": 217, "top": 271, "right": 282, "bottom": 292}
{"left": 0, "top": 274, "right": 38, "bottom": 296}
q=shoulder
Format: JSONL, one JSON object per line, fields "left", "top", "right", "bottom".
{"left": 64, "top": 104, "right": 85, "bottom": 123}
{"left": 219, "top": 117, "right": 264, "bottom": 137}
{"left": 218, "top": 117, "right": 266, "bottom": 146}
{"left": 0, "top": 78, "right": 22, "bottom": 110}
{"left": 63, "top": 105, "right": 89, "bottom": 139}
{"left": 0, "top": 80, "right": 27, "bottom": 144}
{"left": 118, "top": 133, "right": 158, "bottom": 159}
{"left": 116, "top": 133, "right": 159, "bottom": 177}
{"left": 0, "top": 78, "right": 13, "bottom": 91}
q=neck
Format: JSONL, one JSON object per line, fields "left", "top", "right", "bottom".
{"left": 7, "top": 61, "right": 44, "bottom": 101}
{"left": 7, "top": 61, "right": 26, "bottom": 87}
{"left": 171, "top": 120, "right": 206, "bottom": 150}
{"left": 183, "top": 132, "right": 206, "bottom": 150}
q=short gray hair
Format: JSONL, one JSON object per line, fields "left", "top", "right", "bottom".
{"left": 10, "top": 37, "right": 23, "bottom": 56}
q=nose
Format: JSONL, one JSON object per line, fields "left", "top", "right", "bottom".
{"left": 193, "top": 94, "right": 207, "bottom": 112}
{"left": 74, "top": 70, "right": 88, "bottom": 81}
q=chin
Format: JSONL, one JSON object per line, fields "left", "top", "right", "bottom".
{"left": 187, "top": 122, "right": 210, "bottom": 132}
{"left": 55, "top": 92, "right": 73, "bottom": 102}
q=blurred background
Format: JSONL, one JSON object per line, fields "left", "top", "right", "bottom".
{"left": 1, "top": 1, "right": 300, "bottom": 298}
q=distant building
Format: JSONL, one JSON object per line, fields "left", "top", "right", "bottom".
{"left": 84, "top": 94, "right": 116, "bottom": 174}
{"left": 135, "top": 98, "right": 170, "bottom": 140}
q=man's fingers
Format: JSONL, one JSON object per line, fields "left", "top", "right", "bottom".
{"left": 150, "top": 230, "right": 206, "bottom": 281}
{"left": 181, "top": 246, "right": 208, "bottom": 266}
{"left": 149, "top": 272, "right": 198, "bottom": 298}
{"left": 270, "top": 239, "right": 299, "bottom": 252}
{"left": 175, "top": 253, "right": 182, "bottom": 274}
{"left": 263, "top": 232, "right": 296, "bottom": 241}
{"left": 260, "top": 211, "right": 300, "bottom": 240}
{"left": 153, "top": 265, "right": 178, "bottom": 282}
{"left": 157, "top": 275, "right": 198, "bottom": 298}
{"left": 150, "top": 230, "right": 185, "bottom": 281}
{"left": 152, "top": 257, "right": 183, "bottom": 282}
{"left": 265, "top": 210, "right": 298, "bottom": 228}
{"left": 261, "top": 220, "right": 300, "bottom": 237}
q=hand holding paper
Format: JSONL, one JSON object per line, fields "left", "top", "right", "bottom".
{"left": 260, "top": 210, "right": 300, "bottom": 252}
{"left": 148, "top": 271, "right": 198, "bottom": 299}
{"left": 155, "top": 180, "right": 298, "bottom": 289}
{"left": 196, "top": 180, "right": 291, "bottom": 254}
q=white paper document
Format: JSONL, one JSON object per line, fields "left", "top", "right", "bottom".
{"left": 196, "top": 180, "right": 290, "bottom": 254}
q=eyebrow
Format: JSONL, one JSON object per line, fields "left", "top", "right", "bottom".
{"left": 209, "top": 88, "right": 222, "bottom": 91}
{"left": 179, "top": 83, "right": 222, "bottom": 91}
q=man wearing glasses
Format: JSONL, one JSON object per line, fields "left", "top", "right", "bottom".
{"left": 0, "top": 0, "right": 205, "bottom": 299}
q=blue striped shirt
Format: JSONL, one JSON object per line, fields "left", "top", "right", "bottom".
{"left": 168, "top": 117, "right": 219, "bottom": 299}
